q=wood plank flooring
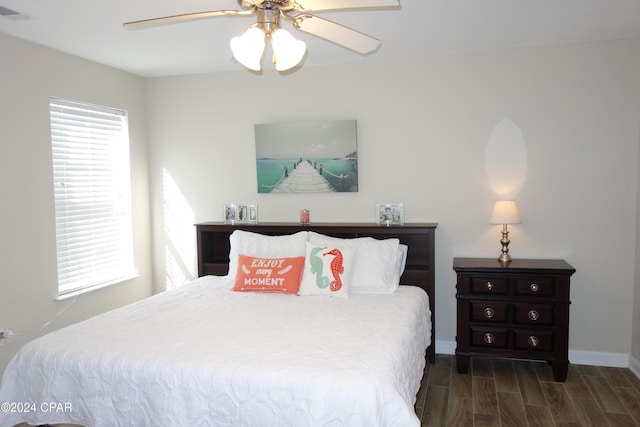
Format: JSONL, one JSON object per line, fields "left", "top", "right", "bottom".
{"left": 415, "top": 354, "right": 640, "bottom": 427}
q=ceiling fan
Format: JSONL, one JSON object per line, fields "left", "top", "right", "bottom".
{"left": 124, "top": 0, "right": 399, "bottom": 71}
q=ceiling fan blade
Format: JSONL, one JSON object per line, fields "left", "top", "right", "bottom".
{"left": 294, "top": 15, "right": 381, "bottom": 54}
{"left": 295, "top": 0, "right": 399, "bottom": 12}
{"left": 124, "top": 9, "right": 254, "bottom": 30}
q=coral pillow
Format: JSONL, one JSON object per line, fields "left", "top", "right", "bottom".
{"left": 232, "top": 254, "right": 305, "bottom": 294}
{"left": 299, "top": 242, "right": 356, "bottom": 299}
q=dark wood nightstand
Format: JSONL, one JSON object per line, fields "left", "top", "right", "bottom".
{"left": 453, "top": 258, "right": 575, "bottom": 381}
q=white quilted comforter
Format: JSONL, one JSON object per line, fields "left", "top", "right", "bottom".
{"left": 0, "top": 276, "right": 431, "bottom": 427}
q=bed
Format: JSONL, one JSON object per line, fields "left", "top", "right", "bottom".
{"left": 0, "top": 222, "right": 436, "bottom": 427}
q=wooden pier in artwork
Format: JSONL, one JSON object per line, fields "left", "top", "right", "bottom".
{"left": 271, "top": 160, "right": 336, "bottom": 193}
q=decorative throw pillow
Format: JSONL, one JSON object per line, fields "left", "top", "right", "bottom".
{"left": 307, "top": 232, "right": 401, "bottom": 294}
{"left": 299, "top": 241, "right": 356, "bottom": 298}
{"left": 394, "top": 244, "right": 409, "bottom": 285}
{"left": 227, "top": 230, "right": 309, "bottom": 281}
{"left": 232, "top": 254, "right": 305, "bottom": 294}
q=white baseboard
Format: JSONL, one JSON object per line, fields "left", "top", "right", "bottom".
{"left": 629, "top": 354, "right": 640, "bottom": 378}
{"left": 435, "top": 340, "right": 637, "bottom": 373}
{"left": 435, "top": 340, "right": 456, "bottom": 356}
{"left": 568, "top": 349, "right": 629, "bottom": 368}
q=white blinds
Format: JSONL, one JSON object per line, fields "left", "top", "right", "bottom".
{"left": 50, "top": 98, "right": 135, "bottom": 296}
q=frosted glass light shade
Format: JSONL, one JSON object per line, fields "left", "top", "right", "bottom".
{"left": 230, "top": 27, "right": 266, "bottom": 71}
{"left": 271, "top": 29, "right": 306, "bottom": 71}
{"left": 490, "top": 200, "right": 521, "bottom": 224}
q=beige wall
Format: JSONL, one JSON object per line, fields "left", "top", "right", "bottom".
{"left": 634, "top": 113, "right": 640, "bottom": 374}
{"left": 0, "top": 33, "right": 153, "bottom": 374}
{"left": 146, "top": 39, "right": 640, "bottom": 367}
{"left": 1, "top": 30, "right": 639, "bottom": 374}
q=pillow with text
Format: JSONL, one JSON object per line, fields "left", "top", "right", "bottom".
{"left": 232, "top": 254, "right": 305, "bottom": 294}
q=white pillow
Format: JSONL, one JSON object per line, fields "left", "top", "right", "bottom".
{"left": 227, "top": 230, "right": 309, "bottom": 281}
{"left": 394, "top": 244, "right": 409, "bottom": 285}
{"left": 308, "top": 231, "right": 400, "bottom": 294}
{"left": 299, "top": 241, "right": 356, "bottom": 299}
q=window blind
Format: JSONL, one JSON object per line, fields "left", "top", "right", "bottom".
{"left": 50, "top": 98, "right": 135, "bottom": 296}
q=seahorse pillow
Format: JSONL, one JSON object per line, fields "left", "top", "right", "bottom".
{"left": 299, "top": 242, "right": 357, "bottom": 299}
{"left": 232, "top": 254, "right": 306, "bottom": 294}
{"left": 308, "top": 232, "right": 401, "bottom": 294}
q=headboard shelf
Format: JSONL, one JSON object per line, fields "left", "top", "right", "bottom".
{"left": 196, "top": 222, "right": 437, "bottom": 362}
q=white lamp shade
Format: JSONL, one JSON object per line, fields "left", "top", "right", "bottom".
{"left": 490, "top": 200, "right": 521, "bottom": 224}
{"left": 230, "top": 27, "right": 265, "bottom": 71}
{"left": 271, "top": 29, "right": 306, "bottom": 71}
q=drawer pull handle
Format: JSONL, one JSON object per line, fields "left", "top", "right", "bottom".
{"left": 528, "top": 310, "right": 539, "bottom": 321}
{"left": 484, "top": 307, "right": 495, "bottom": 319}
{"left": 486, "top": 281, "right": 494, "bottom": 291}
{"left": 484, "top": 333, "right": 495, "bottom": 344}
{"left": 530, "top": 283, "right": 539, "bottom": 292}
{"left": 528, "top": 336, "right": 539, "bottom": 347}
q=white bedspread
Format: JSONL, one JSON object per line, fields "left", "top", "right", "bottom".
{"left": 0, "top": 276, "right": 431, "bottom": 427}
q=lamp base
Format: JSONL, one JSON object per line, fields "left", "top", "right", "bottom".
{"left": 498, "top": 224, "right": 512, "bottom": 263}
{"left": 498, "top": 252, "right": 512, "bottom": 263}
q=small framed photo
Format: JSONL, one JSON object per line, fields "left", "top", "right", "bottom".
{"left": 238, "top": 203, "right": 258, "bottom": 224}
{"left": 376, "top": 202, "right": 405, "bottom": 226}
{"left": 224, "top": 204, "right": 238, "bottom": 223}
{"left": 226, "top": 203, "right": 258, "bottom": 224}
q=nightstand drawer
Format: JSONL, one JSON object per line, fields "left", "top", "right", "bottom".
{"left": 515, "top": 278, "right": 554, "bottom": 297}
{"left": 470, "top": 326, "right": 508, "bottom": 348}
{"left": 470, "top": 277, "right": 508, "bottom": 295}
{"left": 514, "top": 303, "right": 554, "bottom": 325}
{"left": 514, "top": 329, "right": 553, "bottom": 351}
{"left": 470, "top": 302, "right": 508, "bottom": 322}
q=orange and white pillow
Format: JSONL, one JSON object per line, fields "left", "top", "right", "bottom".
{"left": 232, "top": 254, "right": 305, "bottom": 294}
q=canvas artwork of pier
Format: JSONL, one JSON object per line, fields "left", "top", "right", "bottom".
{"left": 255, "top": 120, "right": 358, "bottom": 193}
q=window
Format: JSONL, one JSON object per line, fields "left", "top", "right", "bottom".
{"left": 50, "top": 98, "right": 135, "bottom": 297}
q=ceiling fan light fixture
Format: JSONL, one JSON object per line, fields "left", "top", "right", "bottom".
{"left": 126, "top": 0, "right": 396, "bottom": 73}
{"left": 230, "top": 26, "right": 266, "bottom": 71}
{"left": 271, "top": 28, "right": 306, "bottom": 71}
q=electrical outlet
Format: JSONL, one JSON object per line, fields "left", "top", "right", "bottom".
{"left": 0, "top": 329, "right": 13, "bottom": 346}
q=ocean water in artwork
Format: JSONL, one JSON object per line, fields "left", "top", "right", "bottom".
{"left": 257, "top": 157, "right": 358, "bottom": 193}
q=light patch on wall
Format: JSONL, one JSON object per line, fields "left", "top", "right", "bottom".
{"left": 163, "top": 168, "right": 196, "bottom": 290}
{"left": 485, "top": 119, "right": 528, "bottom": 198}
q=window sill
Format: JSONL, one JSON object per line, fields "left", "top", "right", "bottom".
{"left": 56, "top": 273, "right": 140, "bottom": 301}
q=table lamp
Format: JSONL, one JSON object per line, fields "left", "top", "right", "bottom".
{"left": 490, "top": 200, "right": 521, "bottom": 262}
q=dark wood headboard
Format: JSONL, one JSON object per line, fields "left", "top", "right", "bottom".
{"left": 196, "top": 222, "right": 437, "bottom": 363}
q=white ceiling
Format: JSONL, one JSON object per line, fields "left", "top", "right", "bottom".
{"left": 1, "top": 0, "right": 640, "bottom": 78}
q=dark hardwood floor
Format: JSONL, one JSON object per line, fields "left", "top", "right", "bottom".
{"left": 415, "top": 354, "right": 640, "bottom": 427}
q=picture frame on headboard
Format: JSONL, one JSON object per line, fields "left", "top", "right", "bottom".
{"left": 376, "top": 202, "right": 405, "bottom": 226}
{"left": 241, "top": 203, "right": 258, "bottom": 223}
{"left": 225, "top": 203, "right": 258, "bottom": 224}
{"left": 224, "top": 204, "right": 237, "bottom": 223}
